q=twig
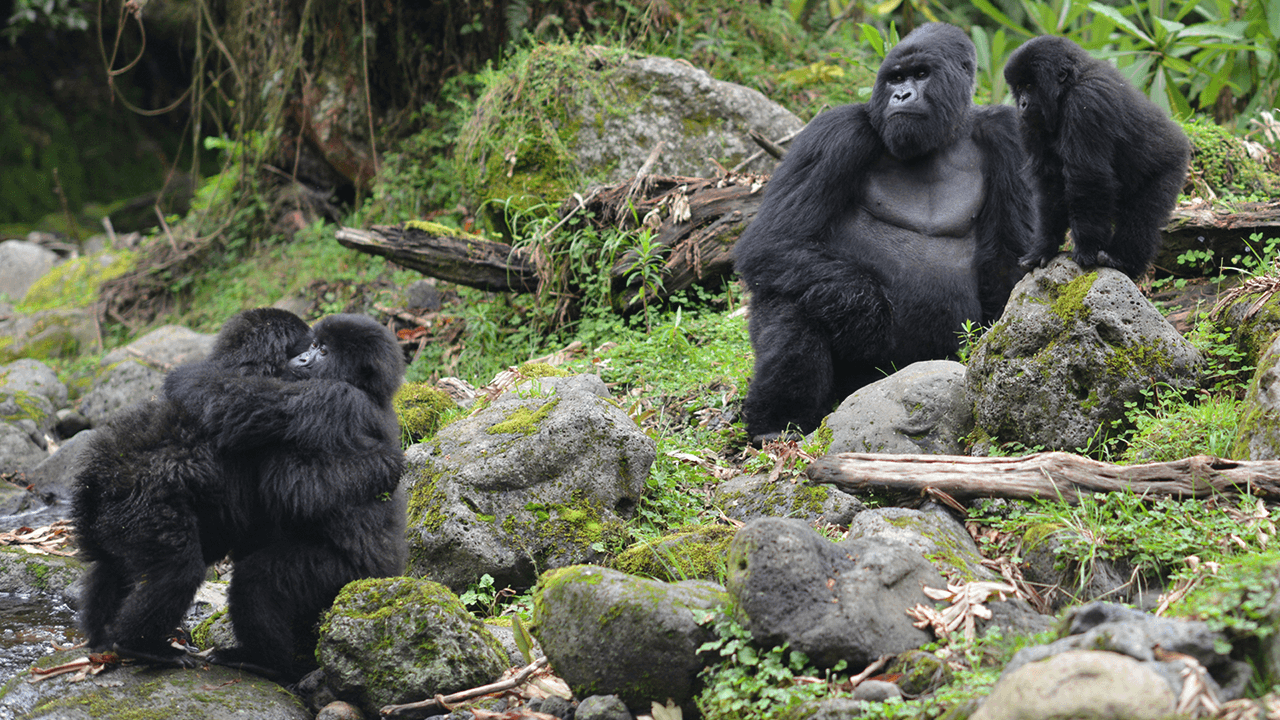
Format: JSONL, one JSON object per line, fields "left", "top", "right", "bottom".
{"left": 381, "top": 656, "right": 550, "bottom": 717}
{"left": 730, "top": 128, "right": 801, "bottom": 173}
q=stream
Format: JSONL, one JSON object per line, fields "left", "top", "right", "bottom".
{"left": 0, "top": 593, "right": 80, "bottom": 688}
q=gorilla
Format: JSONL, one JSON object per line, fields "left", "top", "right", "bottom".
{"left": 162, "top": 313, "right": 407, "bottom": 677}
{"left": 73, "top": 308, "right": 312, "bottom": 667}
{"left": 1004, "top": 35, "right": 1190, "bottom": 279}
{"left": 733, "top": 23, "right": 1034, "bottom": 442}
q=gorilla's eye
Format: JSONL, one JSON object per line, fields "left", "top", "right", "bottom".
{"left": 914, "top": 69, "right": 929, "bottom": 79}
{"left": 318, "top": 346, "right": 329, "bottom": 356}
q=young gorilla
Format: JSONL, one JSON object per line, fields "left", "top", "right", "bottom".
{"left": 733, "top": 23, "right": 1034, "bottom": 442}
{"left": 1004, "top": 35, "right": 1190, "bottom": 279}
{"left": 163, "top": 314, "right": 407, "bottom": 677}
{"left": 73, "top": 308, "right": 312, "bottom": 666}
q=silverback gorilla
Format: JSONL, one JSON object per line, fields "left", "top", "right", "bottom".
{"left": 74, "top": 308, "right": 312, "bottom": 667}
{"left": 1004, "top": 36, "right": 1189, "bottom": 279}
{"left": 734, "top": 23, "right": 1034, "bottom": 441}
{"left": 163, "top": 313, "right": 406, "bottom": 677}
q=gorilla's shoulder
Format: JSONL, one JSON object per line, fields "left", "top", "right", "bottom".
{"left": 800, "top": 104, "right": 876, "bottom": 141}
{"left": 968, "top": 104, "right": 1021, "bottom": 147}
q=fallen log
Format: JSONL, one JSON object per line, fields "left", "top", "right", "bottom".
{"left": 804, "top": 451, "right": 1280, "bottom": 503}
{"left": 335, "top": 223, "right": 538, "bottom": 293}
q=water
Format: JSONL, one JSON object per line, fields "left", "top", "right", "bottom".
{"left": 0, "top": 594, "right": 81, "bottom": 688}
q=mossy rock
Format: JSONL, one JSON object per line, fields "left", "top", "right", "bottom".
{"left": 611, "top": 524, "right": 735, "bottom": 582}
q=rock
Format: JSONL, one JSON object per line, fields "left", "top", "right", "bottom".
{"left": 0, "top": 359, "right": 69, "bottom": 409}
{"left": 852, "top": 680, "right": 902, "bottom": 702}
{"left": 827, "top": 360, "right": 972, "bottom": 455}
{"left": 402, "top": 374, "right": 654, "bottom": 591}
{"left": 611, "top": 524, "right": 737, "bottom": 582}
{"left": 0, "top": 307, "right": 98, "bottom": 362}
{"left": 972, "top": 650, "right": 1177, "bottom": 720}
{"left": 966, "top": 257, "right": 1202, "bottom": 451}
{"left": 1233, "top": 332, "right": 1280, "bottom": 459}
{"left": 405, "top": 280, "right": 441, "bottom": 311}
{"left": 575, "top": 694, "right": 634, "bottom": 720}
{"left": 77, "top": 360, "right": 163, "bottom": 426}
{"left": 21, "top": 429, "right": 95, "bottom": 503}
{"left": 0, "top": 240, "right": 59, "bottom": 301}
{"left": 1002, "top": 601, "right": 1250, "bottom": 701}
{"left": 533, "top": 565, "right": 729, "bottom": 714}
{"left": 101, "top": 324, "right": 214, "bottom": 369}
{"left": 714, "top": 473, "right": 864, "bottom": 527}
{"left": 0, "top": 649, "right": 312, "bottom": 720}
{"left": 316, "top": 701, "right": 365, "bottom": 720}
{"left": 0, "top": 548, "right": 84, "bottom": 596}
{"left": 0, "top": 422, "right": 47, "bottom": 474}
{"left": 53, "top": 408, "right": 90, "bottom": 438}
{"left": 726, "top": 517, "right": 944, "bottom": 670}
{"left": 317, "top": 577, "right": 508, "bottom": 715}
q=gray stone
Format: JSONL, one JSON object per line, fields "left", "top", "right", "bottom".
{"left": 575, "top": 695, "right": 634, "bottom": 720}
{"left": 0, "top": 359, "right": 69, "bottom": 409}
{"left": 533, "top": 565, "right": 728, "bottom": 714}
{"left": 101, "top": 324, "right": 214, "bottom": 369}
{"left": 18, "top": 429, "right": 95, "bottom": 503}
{"left": 0, "top": 649, "right": 311, "bottom": 720}
{"left": 402, "top": 374, "right": 654, "bottom": 591}
{"left": 1232, "top": 331, "right": 1280, "bottom": 459}
{"left": 77, "top": 361, "right": 163, "bottom": 426}
{"left": 572, "top": 54, "right": 804, "bottom": 179}
{"left": 317, "top": 577, "right": 507, "bottom": 716}
{"left": 0, "top": 422, "right": 47, "bottom": 474}
{"left": 714, "top": 472, "right": 864, "bottom": 527}
{"left": 827, "top": 360, "right": 972, "bottom": 455}
{"left": 0, "top": 307, "right": 97, "bottom": 362}
{"left": 966, "top": 257, "right": 1202, "bottom": 451}
{"left": 852, "top": 680, "right": 902, "bottom": 702}
{"left": 972, "top": 650, "right": 1176, "bottom": 720}
{"left": 0, "top": 240, "right": 58, "bottom": 302}
{"left": 726, "top": 517, "right": 944, "bottom": 670}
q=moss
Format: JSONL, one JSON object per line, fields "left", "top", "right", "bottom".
{"left": 16, "top": 250, "right": 138, "bottom": 312}
{"left": 1, "top": 389, "right": 50, "bottom": 425}
{"left": 802, "top": 416, "right": 834, "bottom": 456}
{"left": 611, "top": 525, "right": 736, "bottom": 582}
{"left": 190, "top": 608, "right": 229, "bottom": 649}
{"left": 487, "top": 398, "right": 559, "bottom": 436}
{"left": 1183, "top": 117, "right": 1280, "bottom": 197}
{"left": 1232, "top": 344, "right": 1280, "bottom": 458}
{"left": 522, "top": 490, "right": 627, "bottom": 552}
{"left": 403, "top": 220, "right": 475, "bottom": 238}
{"left": 405, "top": 464, "right": 448, "bottom": 534}
{"left": 1048, "top": 271, "right": 1097, "bottom": 325}
{"left": 393, "top": 382, "right": 457, "bottom": 445}
{"left": 515, "top": 361, "right": 569, "bottom": 379}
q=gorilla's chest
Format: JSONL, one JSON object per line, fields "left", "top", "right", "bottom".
{"left": 858, "top": 136, "right": 986, "bottom": 239}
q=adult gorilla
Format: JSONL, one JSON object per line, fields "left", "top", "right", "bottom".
{"left": 734, "top": 23, "right": 1033, "bottom": 442}
{"left": 164, "top": 314, "right": 406, "bottom": 677}
{"left": 74, "top": 308, "right": 312, "bottom": 667}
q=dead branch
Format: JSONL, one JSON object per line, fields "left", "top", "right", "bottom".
{"left": 380, "top": 656, "right": 551, "bottom": 717}
{"left": 804, "top": 452, "right": 1280, "bottom": 504}
{"left": 335, "top": 225, "right": 538, "bottom": 293}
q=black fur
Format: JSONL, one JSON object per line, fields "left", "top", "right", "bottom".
{"left": 733, "top": 23, "right": 1034, "bottom": 441}
{"left": 72, "top": 308, "right": 312, "bottom": 666}
{"left": 1004, "top": 35, "right": 1189, "bottom": 278}
{"left": 162, "top": 313, "right": 407, "bottom": 677}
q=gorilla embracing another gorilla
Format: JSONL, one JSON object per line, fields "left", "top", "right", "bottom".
{"left": 74, "top": 310, "right": 405, "bottom": 678}
{"left": 735, "top": 23, "right": 1035, "bottom": 442}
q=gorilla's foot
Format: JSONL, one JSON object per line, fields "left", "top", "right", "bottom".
{"left": 207, "top": 647, "right": 284, "bottom": 680}
{"left": 112, "top": 642, "right": 203, "bottom": 669}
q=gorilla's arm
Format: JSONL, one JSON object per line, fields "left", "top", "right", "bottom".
{"left": 734, "top": 105, "right": 885, "bottom": 298}
{"left": 163, "top": 365, "right": 392, "bottom": 453}
{"left": 1056, "top": 92, "right": 1121, "bottom": 262}
{"left": 969, "top": 105, "right": 1037, "bottom": 321}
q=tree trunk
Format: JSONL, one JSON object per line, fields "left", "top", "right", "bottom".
{"left": 804, "top": 451, "right": 1280, "bottom": 503}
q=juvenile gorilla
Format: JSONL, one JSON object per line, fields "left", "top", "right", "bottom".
{"left": 1004, "top": 35, "right": 1190, "bottom": 279}
{"left": 734, "top": 23, "right": 1034, "bottom": 441}
{"left": 73, "top": 308, "right": 312, "bottom": 666}
{"left": 164, "top": 313, "right": 407, "bottom": 677}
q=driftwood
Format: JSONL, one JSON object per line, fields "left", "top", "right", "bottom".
{"left": 335, "top": 225, "right": 538, "bottom": 293}
{"left": 804, "top": 451, "right": 1280, "bottom": 503}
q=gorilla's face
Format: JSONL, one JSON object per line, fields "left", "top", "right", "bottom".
{"left": 869, "top": 23, "right": 977, "bottom": 160}
{"left": 1005, "top": 36, "right": 1077, "bottom": 135}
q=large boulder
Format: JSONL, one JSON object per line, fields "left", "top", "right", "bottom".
{"left": 0, "top": 240, "right": 58, "bottom": 301}
{"left": 533, "top": 565, "right": 729, "bottom": 715}
{"left": 826, "top": 360, "right": 972, "bottom": 455}
{"left": 725, "top": 517, "right": 944, "bottom": 670}
{"left": 966, "top": 257, "right": 1202, "bottom": 451}
{"left": 0, "top": 649, "right": 310, "bottom": 720}
{"left": 402, "top": 374, "right": 655, "bottom": 591}
{"left": 1233, "top": 332, "right": 1280, "bottom": 459}
{"left": 316, "top": 577, "right": 508, "bottom": 716}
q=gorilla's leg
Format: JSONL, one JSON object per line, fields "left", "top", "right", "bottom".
{"left": 108, "top": 523, "right": 207, "bottom": 665}
{"left": 744, "top": 302, "right": 837, "bottom": 440}
{"left": 79, "top": 556, "right": 130, "bottom": 649}
{"left": 217, "top": 540, "right": 356, "bottom": 678}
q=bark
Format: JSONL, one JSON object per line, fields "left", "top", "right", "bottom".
{"left": 804, "top": 451, "right": 1280, "bottom": 503}
{"left": 334, "top": 224, "right": 537, "bottom": 293}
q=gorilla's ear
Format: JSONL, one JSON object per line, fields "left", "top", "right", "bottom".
{"left": 1056, "top": 64, "right": 1073, "bottom": 85}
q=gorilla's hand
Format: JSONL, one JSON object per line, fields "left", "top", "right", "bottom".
{"left": 799, "top": 274, "right": 892, "bottom": 354}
